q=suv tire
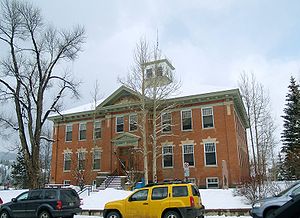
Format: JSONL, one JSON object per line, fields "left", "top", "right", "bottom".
{"left": 0, "top": 211, "right": 10, "bottom": 218}
{"left": 164, "top": 210, "right": 181, "bottom": 218}
{"left": 106, "top": 211, "right": 121, "bottom": 218}
{"left": 39, "top": 210, "right": 52, "bottom": 218}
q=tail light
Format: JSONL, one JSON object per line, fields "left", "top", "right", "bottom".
{"left": 189, "top": 196, "right": 195, "bottom": 207}
{"left": 0, "top": 197, "right": 3, "bottom": 204}
{"left": 56, "top": 200, "right": 62, "bottom": 210}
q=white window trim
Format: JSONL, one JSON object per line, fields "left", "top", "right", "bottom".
{"left": 161, "top": 112, "right": 172, "bottom": 133}
{"left": 65, "top": 124, "right": 72, "bottom": 142}
{"left": 92, "top": 149, "right": 101, "bottom": 171}
{"left": 129, "top": 114, "right": 137, "bottom": 132}
{"left": 78, "top": 122, "right": 87, "bottom": 141}
{"left": 94, "top": 120, "right": 102, "bottom": 139}
{"left": 182, "top": 144, "right": 195, "bottom": 167}
{"left": 162, "top": 145, "right": 174, "bottom": 169}
{"left": 63, "top": 180, "right": 71, "bottom": 185}
{"left": 201, "top": 107, "right": 215, "bottom": 129}
{"left": 204, "top": 142, "right": 218, "bottom": 167}
{"left": 77, "top": 150, "right": 86, "bottom": 171}
{"left": 116, "top": 115, "right": 124, "bottom": 133}
{"left": 206, "top": 177, "right": 219, "bottom": 189}
{"left": 181, "top": 109, "right": 193, "bottom": 131}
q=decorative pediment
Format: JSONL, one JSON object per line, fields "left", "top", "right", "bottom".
{"left": 111, "top": 132, "right": 140, "bottom": 147}
{"left": 97, "top": 85, "right": 140, "bottom": 109}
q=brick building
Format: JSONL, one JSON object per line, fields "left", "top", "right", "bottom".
{"left": 49, "top": 84, "right": 250, "bottom": 189}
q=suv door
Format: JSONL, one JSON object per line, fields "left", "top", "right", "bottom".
{"left": 9, "top": 191, "right": 29, "bottom": 218}
{"left": 125, "top": 189, "right": 149, "bottom": 218}
{"left": 26, "top": 190, "right": 44, "bottom": 217}
{"left": 149, "top": 186, "right": 169, "bottom": 217}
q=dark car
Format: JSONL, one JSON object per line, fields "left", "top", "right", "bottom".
{"left": 269, "top": 194, "right": 300, "bottom": 218}
{"left": 0, "top": 188, "right": 81, "bottom": 218}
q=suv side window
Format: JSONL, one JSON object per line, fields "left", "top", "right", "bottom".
{"left": 17, "top": 192, "right": 29, "bottom": 201}
{"left": 130, "top": 189, "right": 148, "bottom": 201}
{"left": 172, "top": 186, "right": 188, "bottom": 197}
{"left": 44, "top": 190, "right": 57, "bottom": 199}
{"left": 292, "top": 186, "right": 300, "bottom": 196}
{"left": 151, "top": 187, "right": 168, "bottom": 200}
{"left": 192, "top": 185, "right": 200, "bottom": 197}
{"left": 29, "top": 190, "right": 43, "bottom": 200}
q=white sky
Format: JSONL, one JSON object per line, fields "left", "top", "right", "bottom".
{"left": 2, "top": 0, "right": 300, "bottom": 151}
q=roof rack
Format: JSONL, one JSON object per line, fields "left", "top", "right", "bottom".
{"left": 145, "top": 180, "right": 188, "bottom": 187}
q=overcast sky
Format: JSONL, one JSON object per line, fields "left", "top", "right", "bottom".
{"left": 3, "top": 0, "right": 300, "bottom": 151}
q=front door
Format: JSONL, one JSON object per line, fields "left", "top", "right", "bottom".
{"left": 117, "top": 147, "right": 133, "bottom": 175}
{"left": 126, "top": 189, "right": 150, "bottom": 218}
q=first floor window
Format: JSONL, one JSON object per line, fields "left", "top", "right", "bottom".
{"left": 205, "top": 142, "right": 217, "bottom": 166}
{"left": 202, "top": 107, "right": 214, "bottom": 128}
{"left": 78, "top": 152, "right": 86, "bottom": 170}
{"left": 183, "top": 144, "right": 194, "bottom": 166}
{"left": 162, "top": 145, "right": 173, "bottom": 168}
{"left": 206, "top": 177, "right": 219, "bottom": 189}
{"left": 93, "top": 149, "right": 101, "bottom": 170}
{"left": 116, "top": 116, "right": 124, "bottom": 132}
{"left": 64, "top": 180, "right": 71, "bottom": 185}
{"left": 64, "top": 152, "right": 71, "bottom": 171}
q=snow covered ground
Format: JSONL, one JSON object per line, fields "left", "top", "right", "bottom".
{"left": 74, "top": 216, "right": 251, "bottom": 218}
{"left": 0, "top": 188, "right": 251, "bottom": 218}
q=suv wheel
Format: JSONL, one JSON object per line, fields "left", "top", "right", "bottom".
{"left": 106, "top": 211, "right": 121, "bottom": 218}
{"left": 0, "top": 211, "right": 10, "bottom": 218}
{"left": 164, "top": 211, "right": 181, "bottom": 218}
{"left": 39, "top": 210, "right": 52, "bottom": 218}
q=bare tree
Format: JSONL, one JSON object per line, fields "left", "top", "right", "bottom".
{"left": 119, "top": 38, "right": 180, "bottom": 184}
{"left": 238, "top": 72, "right": 278, "bottom": 200}
{"left": 0, "top": 0, "right": 85, "bottom": 188}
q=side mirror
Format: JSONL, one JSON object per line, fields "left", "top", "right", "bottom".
{"left": 11, "top": 198, "right": 17, "bottom": 202}
{"left": 128, "top": 196, "right": 132, "bottom": 202}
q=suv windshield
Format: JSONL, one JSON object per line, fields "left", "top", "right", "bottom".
{"left": 276, "top": 183, "right": 299, "bottom": 197}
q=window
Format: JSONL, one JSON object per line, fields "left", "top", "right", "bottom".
{"left": 162, "top": 145, "right": 173, "bottom": 168}
{"left": 116, "top": 116, "right": 124, "bottom": 133}
{"left": 192, "top": 184, "right": 200, "bottom": 196}
{"left": 156, "top": 66, "right": 163, "bottom": 76}
{"left": 181, "top": 110, "right": 192, "bottom": 130}
{"left": 205, "top": 142, "right": 217, "bottom": 166}
{"left": 162, "top": 112, "right": 171, "bottom": 132}
{"left": 63, "top": 180, "right": 71, "bottom": 185}
{"left": 44, "top": 190, "right": 57, "bottom": 199}
{"left": 63, "top": 152, "right": 71, "bottom": 171}
{"left": 65, "top": 124, "right": 72, "bottom": 142}
{"left": 93, "top": 149, "right": 101, "bottom": 170}
{"left": 129, "top": 114, "right": 137, "bottom": 131}
{"left": 78, "top": 151, "right": 85, "bottom": 170}
{"left": 151, "top": 187, "right": 168, "bottom": 200}
{"left": 146, "top": 68, "right": 153, "bottom": 78}
{"left": 183, "top": 144, "right": 194, "bottom": 166}
{"left": 29, "top": 190, "right": 43, "bottom": 200}
{"left": 94, "top": 120, "right": 101, "bottom": 139}
{"left": 130, "top": 189, "right": 149, "bottom": 201}
{"left": 206, "top": 177, "right": 219, "bottom": 189}
{"left": 202, "top": 107, "right": 214, "bottom": 128}
{"left": 16, "top": 192, "right": 29, "bottom": 201}
{"left": 79, "top": 123, "right": 86, "bottom": 140}
{"left": 172, "top": 186, "right": 188, "bottom": 197}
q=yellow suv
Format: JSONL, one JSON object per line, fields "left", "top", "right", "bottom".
{"left": 103, "top": 182, "right": 205, "bottom": 218}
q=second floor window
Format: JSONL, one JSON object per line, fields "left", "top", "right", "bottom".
{"left": 182, "top": 110, "right": 192, "bottom": 131}
{"left": 63, "top": 152, "right": 71, "bottom": 171}
{"left": 116, "top": 116, "right": 124, "bottom": 133}
{"left": 205, "top": 142, "right": 217, "bottom": 166}
{"left": 78, "top": 152, "right": 85, "bottom": 170}
{"left": 94, "top": 120, "right": 101, "bottom": 139}
{"left": 129, "top": 114, "right": 137, "bottom": 131}
{"left": 162, "top": 112, "right": 171, "bottom": 132}
{"left": 162, "top": 145, "right": 173, "bottom": 168}
{"left": 93, "top": 149, "right": 101, "bottom": 170}
{"left": 183, "top": 144, "right": 194, "bottom": 166}
{"left": 65, "top": 124, "right": 72, "bottom": 142}
{"left": 79, "top": 123, "right": 86, "bottom": 140}
{"left": 202, "top": 107, "right": 214, "bottom": 128}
